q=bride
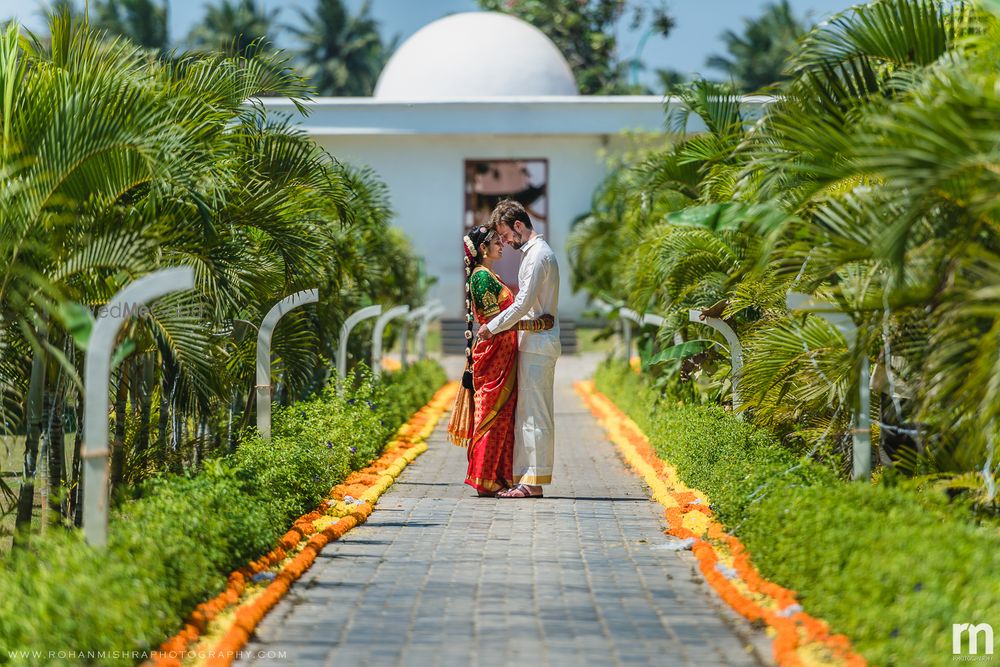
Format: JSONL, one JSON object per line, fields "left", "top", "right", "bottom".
{"left": 448, "top": 223, "right": 553, "bottom": 496}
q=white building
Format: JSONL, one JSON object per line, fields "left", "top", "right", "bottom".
{"left": 264, "top": 11, "right": 696, "bottom": 351}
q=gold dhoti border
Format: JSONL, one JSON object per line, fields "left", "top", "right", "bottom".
{"left": 514, "top": 473, "right": 552, "bottom": 485}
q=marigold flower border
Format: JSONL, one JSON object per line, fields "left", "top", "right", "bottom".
{"left": 575, "top": 380, "right": 867, "bottom": 667}
{"left": 148, "top": 381, "right": 459, "bottom": 667}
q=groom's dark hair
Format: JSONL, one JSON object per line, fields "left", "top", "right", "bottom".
{"left": 490, "top": 199, "right": 533, "bottom": 231}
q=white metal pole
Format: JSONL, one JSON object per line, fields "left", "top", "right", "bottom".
{"left": 371, "top": 305, "right": 410, "bottom": 379}
{"left": 620, "top": 308, "right": 643, "bottom": 364}
{"left": 83, "top": 267, "right": 195, "bottom": 547}
{"left": 400, "top": 304, "right": 431, "bottom": 369}
{"left": 642, "top": 313, "right": 665, "bottom": 328}
{"left": 642, "top": 311, "right": 684, "bottom": 345}
{"left": 689, "top": 309, "right": 743, "bottom": 413}
{"left": 337, "top": 305, "right": 382, "bottom": 394}
{"left": 787, "top": 292, "right": 870, "bottom": 480}
{"left": 417, "top": 304, "right": 445, "bottom": 361}
{"left": 256, "top": 289, "right": 319, "bottom": 440}
{"left": 592, "top": 299, "right": 613, "bottom": 315}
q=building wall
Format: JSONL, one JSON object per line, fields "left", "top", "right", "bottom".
{"left": 316, "top": 133, "right": 616, "bottom": 320}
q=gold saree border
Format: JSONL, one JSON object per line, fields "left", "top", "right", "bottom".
{"left": 465, "top": 476, "right": 505, "bottom": 492}
{"left": 471, "top": 362, "right": 517, "bottom": 444}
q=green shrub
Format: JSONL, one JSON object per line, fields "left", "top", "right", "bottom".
{"left": 595, "top": 360, "right": 1000, "bottom": 666}
{"left": 648, "top": 405, "right": 832, "bottom": 525}
{"left": 0, "top": 530, "right": 167, "bottom": 664}
{"left": 596, "top": 361, "right": 832, "bottom": 524}
{"left": 0, "top": 361, "right": 446, "bottom": 666}
{"left": 742, "top": 482, "right": 1000, "bottom": 666}
{"left": 379, "top": 360, "right": 448, "bottom": 429}
{"left": 594, "top": 360, "right": 660, "bottom": 433}
{"left": 0, "top": 463, "right": 279, "bottom": 665}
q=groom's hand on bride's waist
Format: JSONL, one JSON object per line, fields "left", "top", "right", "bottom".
{"left": 477, "top": 324, "right": 493, "bottom": 341}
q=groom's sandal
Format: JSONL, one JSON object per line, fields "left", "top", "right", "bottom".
{"left": 499, "top": 484, "right": 543, "bottom": 499}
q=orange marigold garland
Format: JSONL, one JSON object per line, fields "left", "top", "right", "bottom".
{"left": 574, "top": 380, "right": 866, "bottom": 667}
{"left": 149, "top": 381, "right": 458, "bottom": 667}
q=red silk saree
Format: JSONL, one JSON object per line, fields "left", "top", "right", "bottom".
{"left": 466, "top": 267, "right": 517, "bottom": 494}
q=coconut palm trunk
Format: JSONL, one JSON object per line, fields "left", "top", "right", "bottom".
{"left": 13, "top": 342, "right": 46, "bottom": 545}
{"left": 135, "top": 353, "right": 153, "bottom": 466}
{"left": 110, "top": 365, "right": 128, "bottom": 493}
{"left": 70, "top": 401, "right": 83, "bottom": 527}
{"left": 46, "top": 387, "right": 66, "bottom": 525}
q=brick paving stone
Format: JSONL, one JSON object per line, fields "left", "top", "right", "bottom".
{"left": 237, "top": 354, "right": 771, "bottom": 667}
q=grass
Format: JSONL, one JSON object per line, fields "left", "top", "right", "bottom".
{"left": 1, "top": 434, "right": 23, "bottom": 475}
{"left": 0, "top": 433, "right": 76, "bottom": 555}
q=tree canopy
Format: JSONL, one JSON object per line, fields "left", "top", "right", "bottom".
{"left": 288, "top": 0, "right": 395, "bottom": 96}
{"left": 186, "top": 0, "right": 277, "bottom": 58}
{"left": 477, "top": 0, "right": 674, "bottom": 94}
{"left": 705, "top": 0, "right": 808, "bottom": 92}
{"left": 91, "top": 0, "right": 168, "bottom": 52}
{"left": 571, "top": 0, "right": 1000, "bottom": 501}
{"left": 0, "top": 11, "right": 424, "bottom": 538}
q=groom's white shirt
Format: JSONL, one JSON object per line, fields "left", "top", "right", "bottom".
{"left": 486, "top": 234, "right": 561, "bottom": 359}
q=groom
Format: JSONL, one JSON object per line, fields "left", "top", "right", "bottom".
{"left": 478, "top": 199, "right": 560, "bottom": 499}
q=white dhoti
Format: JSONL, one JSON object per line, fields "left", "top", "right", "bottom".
{"left": 513, "top": 351, "right": 557, "bottom": 485}
{"left": 484, "top": 233, "right": 561, "bottom": 486}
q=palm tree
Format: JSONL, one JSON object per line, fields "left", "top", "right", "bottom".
{"left": 0, "top": 12, "right": 425, "bottom": 541}
{"left": 91, "top": 0, "right": 169, "bottom": 51}
{"left": 187, "top": 0, "right": 277, "bottom": 58}
{"left": 288, "top": 0, "right": 394, "bottom": 96}
{"left": 705, "top": 0, "right": 807, "bottom": 92}
{"left": 38, "top": 0, "right": 86, "bottom": 22}
{"left": 576, "top": 0, "right": 1000, "bottom": 501}
{"left": 731, "top": 0, "right": 979, "bottom": 473}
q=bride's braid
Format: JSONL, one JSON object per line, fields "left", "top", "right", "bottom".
{"left": 462, "top": 225, "right": 494, "bottom": 388}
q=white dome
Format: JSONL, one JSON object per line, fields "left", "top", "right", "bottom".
{"left": 374, "top": 12, "right": 579, "bottom": 100}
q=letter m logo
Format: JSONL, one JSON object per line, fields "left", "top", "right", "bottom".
{"left": 953, "top": 623, "right": 995, "bottom": 655}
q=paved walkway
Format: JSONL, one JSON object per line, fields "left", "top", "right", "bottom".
{"left": 239, "top": 354, "right": 769, "bottom": 667}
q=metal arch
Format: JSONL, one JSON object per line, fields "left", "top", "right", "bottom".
{"left": 337, "top": 305, "right": 383, "bottom": 392}
{"left": 592, "top": 298, "right": 614, "bottom": 315}
{"left": 597, "top": 301, "right": 685, "bottom": 356}
{"left": 371, "top": 305, "right": 410, "bottom": 378}
{"left": 786, "top": 291, "right": 870, "bottom": 481}
{"left": 642, "top": 313, "right": 665, "bottom": 328}
{"left": 689, "top": 309, "right": 743, "bottom": 414}
{"left": 641, "top": 312, "right": 685, "bottom": 347}
{"left": 786, "top": 292, "right": 857, "bottom": 346}
{"left": 418, "top": 304, "right": 446, "bottom": 361}
{"left": 401, "top": 304, "right": 432, "bottom": 369}
{"left": 619, "top": 308, "right": 644, "bottom": 363}
{"left": 620, "top": 308, "right": 644, "bottom": 323}
{"left": 256, "top": 289, "right": 319, "bottom": 440}
{"left": 83, "top": 267, "right": 196, "bottom": 546}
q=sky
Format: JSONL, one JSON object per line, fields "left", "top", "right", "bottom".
{"left": 0, "top": 0, "right": 861, "bottom": 85}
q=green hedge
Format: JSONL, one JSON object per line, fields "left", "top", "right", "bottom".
{"left": 595, "top": 361, "right": 1000, "bottom": 666}
{"left": 0, "top": 360, "right": 446, "bottom": 666}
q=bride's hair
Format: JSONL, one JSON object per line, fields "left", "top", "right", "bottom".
{"left": 461, "top": 224, "right": 496, "bottom": 381}
{"left": 463, "top": 225, "right": 495, "bottom": 270}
